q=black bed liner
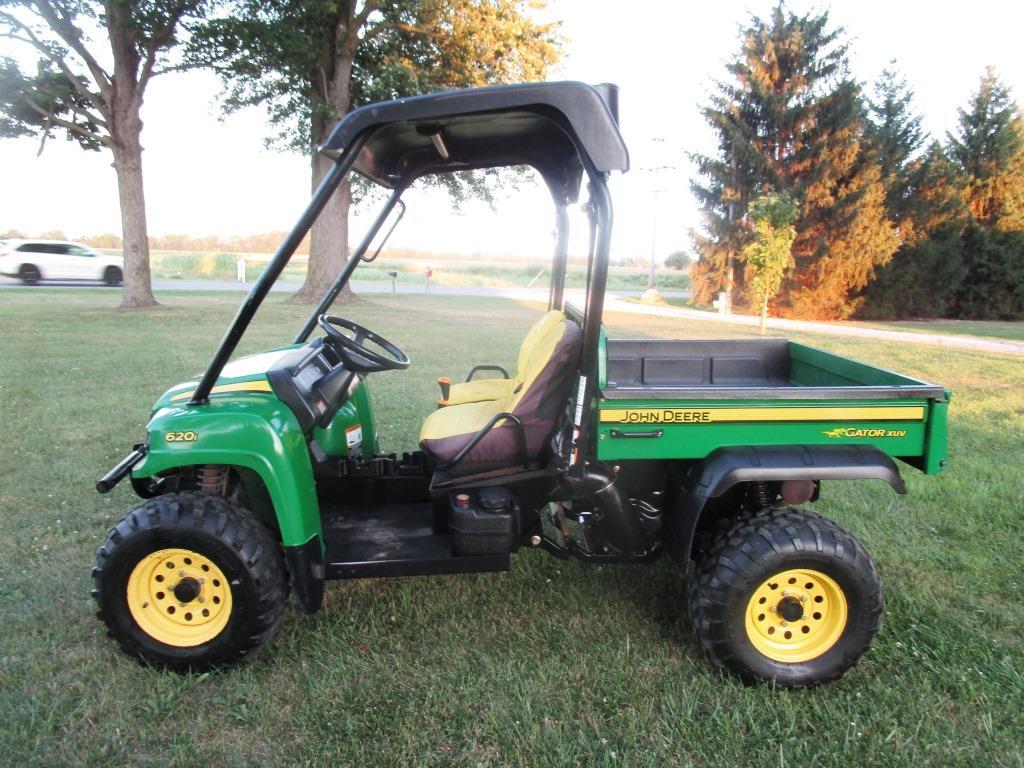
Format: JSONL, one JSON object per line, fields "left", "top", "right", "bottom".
{"left": 602, "top": 339, "right": 947, "bottom": 400}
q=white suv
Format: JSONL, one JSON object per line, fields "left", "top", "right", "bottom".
{"left": 0, "top": 239, "right": 124, "bottom": 286}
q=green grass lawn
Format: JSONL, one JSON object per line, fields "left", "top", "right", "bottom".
{"left": 1, "top": 289, "right": 1022, "bottom": 767}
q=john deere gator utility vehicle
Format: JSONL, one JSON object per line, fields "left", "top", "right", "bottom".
{"left": 93, "top": 82, "right": 950, "bottom": 686}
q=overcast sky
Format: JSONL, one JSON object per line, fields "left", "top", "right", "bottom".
{"left": 2, "top": 0, "right": 1023, "bottom": 262}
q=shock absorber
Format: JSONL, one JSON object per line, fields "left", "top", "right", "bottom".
{"left": 750, "top": 481, "right": 773, "bottom": 511}
{"left": 197, "top": 464, "right": 230, "bottom": 496}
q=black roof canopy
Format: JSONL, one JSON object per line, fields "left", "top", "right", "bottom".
{"left": 321, "top": 81, "right": 629, "bottom": 203}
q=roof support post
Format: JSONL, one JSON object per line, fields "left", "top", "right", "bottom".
{"left": 568, "top": 170, "right": 613, "bottom": 473}
{"left": 295, "top": 186, "right": 407, "bottom": 343}
{"left": 189, "top": 134, "right": 368, "bottom": 405}
{"left": 549, "top": 204, "right": 570, "bottom": 311}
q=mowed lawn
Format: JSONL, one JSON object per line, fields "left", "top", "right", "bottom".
{"left": 1, "top": 289, "right": 1022, "bottom": 768}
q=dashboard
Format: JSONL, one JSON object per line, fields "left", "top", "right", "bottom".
{"left": 266, "top": 339, "right": 360, "bottom": 432}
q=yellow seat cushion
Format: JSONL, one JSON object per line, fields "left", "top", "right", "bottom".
{"left": 444, "top": 378, "right": 515, "bottom": 406}
{"left": 441, "top": 310, "right": 565, "bottom": 406}
{"left": 420, "top": 396, "right": 512, "bottom": 444}
{"left": 420, "top": 317, "right": 582, "bottom": 469}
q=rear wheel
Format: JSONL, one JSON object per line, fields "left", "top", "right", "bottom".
{"left": 19, "top": 264, "right": 40, "bottom": 285}
{"left": 688, "top": 507, "right": 883, "bottom": 687}
{"left": 103, "top": 265, "right": 123, "bottom": 286}
{"left": 92, "top": 491, "right": 286, "bottom": 671}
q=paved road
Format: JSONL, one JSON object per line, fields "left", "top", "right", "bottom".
{"left": 3, "top": 276, "right": 1021, "bottom": 356}
{"left": 0, "top": 276, "right": 690, "bottom": 300}
{"left": 599, "top": 295, "right": 1024, "bottom": 357}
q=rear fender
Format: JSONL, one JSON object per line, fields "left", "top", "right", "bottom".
{"left": 131, "top": 399, "right": 320, "bottom": 549}
{"left": 673, "top": 445, "right": 906, "bottom": 562}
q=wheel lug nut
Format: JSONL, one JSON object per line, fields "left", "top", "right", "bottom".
{"left": 800, "top": 595, "right": 808, "bottom": 602}
{"left": 198, "top": 597, "right": 205, "bottom": 603}
{"left": 179, "top": 570, "right": 186, "bottom": 577}
{"left": 780, "top": 620, "right": 788, "bottom": 626}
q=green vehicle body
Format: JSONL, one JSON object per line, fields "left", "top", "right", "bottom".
{"left": 131, "top": 338, "right": 949, "bottom": 552}
{"left": 596, "top": 341, "right": 949, "bottom": 474}
{"left": 134, "top": 347, "right": 378, "bottom": 550}
{"left": 93, "top": 81, "right": 953, "bottom": 683}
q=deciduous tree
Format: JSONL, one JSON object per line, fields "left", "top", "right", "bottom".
{"left": 0, "top": 0, "right": 206, "bottom": 307}
{"left": 742, "top": 194, "right": 796, "bottom": 334}
{"left": 191, "top": 0, "right": 560, "bottom": 303}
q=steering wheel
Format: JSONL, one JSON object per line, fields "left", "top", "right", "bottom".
{"left": 317, "top": 314, "right": 410, "bottom": 373}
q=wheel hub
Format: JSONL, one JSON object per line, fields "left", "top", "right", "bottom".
{"left": 777, "top": 595, "right": 804, "bottom": 622}
{"left": 744, "top": 568, "right": 848, "bottom": 663}
{"left": 126, "top": 547, "right": 233, "bottom": 647}
{"left": 172, "top": 576, "right": 202, "bottom": 604}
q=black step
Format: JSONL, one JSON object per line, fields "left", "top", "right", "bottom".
{"left": 322, "top": 501, "right": 510, "bottom": 580}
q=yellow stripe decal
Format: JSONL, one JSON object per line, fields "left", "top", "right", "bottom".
{"left": 170, "top": 380, "right": 273, "bottom": 402}
{"left": 599, "top": 406, "right": 925, "bottom": 425}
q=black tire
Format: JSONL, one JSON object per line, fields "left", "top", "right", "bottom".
{"left": 103, "top": 265, "right": 123, "bottom": 286}
{"left": 92, "top": 491, "right": 286, "bottom": 672}
{"left": 688, "top": 507, "right": 883, "bottom": 687}
{"left": 19, "top": 264, "right": 40, "bottom": 285}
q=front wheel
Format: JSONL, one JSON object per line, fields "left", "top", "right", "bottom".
{"left": 103, "top": 265, "right": 123, "bottom": 286}
{"left": 688, "top": 507, "right": 883, "bottom": 687}
{"left": 92, "top": 491, "right": 287, "bottom": 671}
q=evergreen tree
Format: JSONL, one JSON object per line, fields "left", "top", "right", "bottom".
{"left": 690, "top": 3, "right": 898, "bottom": 319}
{"left": 864, "top": 62, "right": 925, "bottom": 223}
{"left": 859, "top": 144, "right": 970, "bottom": 318}
{"left": 947, "top": 68, "right": 1024, "bottom": 229}
{"left": 858, "top": 66, "right": 971, "bottom": 319}
{"left": 955, "top": 226, "right": 1024, "bottom": 318}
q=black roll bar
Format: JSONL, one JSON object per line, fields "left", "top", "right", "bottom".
{"left": 549, "top": 204, "right": 569, "bottom": 311}
{"left": 189, "top": 133, "right": 369, "bottom": 405}
{"left": 295, "top": 185, "right": 408, "bottom": 343}
{"left": 567, "top": 162, "right": 613, "bottom": 475}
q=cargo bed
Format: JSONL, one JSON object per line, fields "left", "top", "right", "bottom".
{"left": 601, "top": 339, "right": 945, "bottom": 400}
{"left": 597, "top": 339, "right": 949, "bottom": 474}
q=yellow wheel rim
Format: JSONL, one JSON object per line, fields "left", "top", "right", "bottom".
{"left": 126, "top": 547, "right": 233, "bottom": 647}
{"left": 744, "top": 568, "right": 848, "bottom": 663}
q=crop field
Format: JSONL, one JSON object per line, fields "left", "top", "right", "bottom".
{"left": 142, "top": 250, "right": 691, "bottom": 293}
{"left": 0, "top": 290, "right": 1021, "bottom": 767}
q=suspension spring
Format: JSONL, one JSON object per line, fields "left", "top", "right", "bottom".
{"left": 751, "top": 481, "right": 773, "bottom": 511}
{"left": 198, "top": 464, "right": 230, "bottom": 496}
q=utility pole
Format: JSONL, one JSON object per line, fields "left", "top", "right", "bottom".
{"left": 638, "top": 137, "right": 678, "bottom": 292}
{"left": 648, "top": 188, "right": 667, "bottom": 290}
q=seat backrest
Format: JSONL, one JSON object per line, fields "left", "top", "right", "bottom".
{"left": 514, "top": 310, "right": 565, "bottom": 386}
{"left": 507, "top": 318, "right": 583, "bottom": 456}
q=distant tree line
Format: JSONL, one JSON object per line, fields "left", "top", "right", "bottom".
{"left": 692, "top": 4, "right": 1024, "bottom": 320}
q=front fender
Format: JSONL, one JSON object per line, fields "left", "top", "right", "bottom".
{"left": 132, "top": 395, "right": 320, "bottom": 548}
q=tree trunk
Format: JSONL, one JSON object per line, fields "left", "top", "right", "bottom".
{"left": 291, "top": 13, "right": 357, "bottom": 305}
{"left": 111, "top": 129, "right": 157, "bottom": 308}
{"left": 292, "top": 151, "right": 353, "bottom": 303}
